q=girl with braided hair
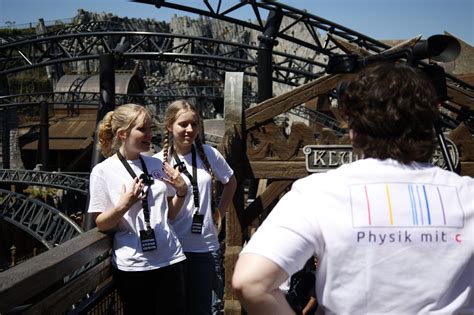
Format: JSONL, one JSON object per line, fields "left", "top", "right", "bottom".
{"left": 155, "top": 100, "right": 237, "bottom": 315}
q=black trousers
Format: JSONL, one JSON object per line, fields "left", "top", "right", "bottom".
{"left": 113, "top": 260, "right": 187, "bottom": 315}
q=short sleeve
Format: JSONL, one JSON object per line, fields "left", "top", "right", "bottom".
{"left": 87, "top": 169, "right": 111, "bottom": 213}
{"left": 241, "top": 184, "right": 323, "bottom": 277}
{"left": 205, "top": 145, "right": 234, "bottom": 184}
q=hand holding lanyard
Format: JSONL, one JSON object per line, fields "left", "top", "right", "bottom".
{"left": 173, "top": 146, "right": 204, "bottom": 234}
{"left": 117, "top": 151, "right": 157, "bottom": 252}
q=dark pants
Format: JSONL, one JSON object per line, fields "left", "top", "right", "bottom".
{"left": 113, "top": 260, "right": 187, "bottom": 315}
{"left": 185, "top": 252, "right": 215, "bottom": 315}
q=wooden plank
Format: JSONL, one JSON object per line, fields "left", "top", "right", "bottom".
{"left": 447, "top": 84, "right": 474, "bottom": 109}
{"left": 382, "top": 35, "right": 422, "bottom": 53}
{"left": 327, "top": 33, "right": 372, "bottom": 56}
{"left": 256, "top": 179, "right": 268, "bottom": 197}
{"left": 224, "top": 300, "right": 242, "bottom": 315}
{"left": 221, "top": 72, "right": 245, "bottom": 247}
{"left": 245, "top": 74, "right": 346, "bottom": 130}
{"left": 0, "top": 228, "right": 112, "bottom": 312}
{"left": 224, "top": 245, "right": 242, "bottom": 314}
{"left": 221, "top": 72, "right": 245, "bottom": 315}
{"left": 250, "top": 160, "right": 308, "bottom": 179}
{"left": 460, "top": 161, "right": 474, "bottom": 177}
{"left": 329, "top": 33, "right": 421, "bottom": 56}
{"left": 448, "top": 123, "right": 474, "bottom": 161}
{"left": 244, "top": 180, "right": 293, "bottom": 226}
{"left": 23, "top": 257, "right": 113, "bottom": 315}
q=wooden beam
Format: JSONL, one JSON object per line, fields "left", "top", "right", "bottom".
{"left": 0, "top": 228, "right": 112, "bottom": 312}
{"left": 250, "top": 160, "right": 308, "bottom": 179}
{"left": 221, "top": 72, "right": 245, "bottom": 314}
{"left": 448, "top": 84, "right": 474, "bottom": 109}
{"left": 245, "top": 74, "right": 346, "bottom": 130}
{"left": 23, "top": 258, "right": 113, "bottom": 315}
{"left": 244, "top": 180, "right": 293, "bottom": 226}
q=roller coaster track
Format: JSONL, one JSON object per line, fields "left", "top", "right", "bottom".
{"left": 0, "top": 31, "right": 326, "bottom": 86}
{"left": 0, "top": 189, "right": 83, "bottom": 248}
{"left": 135, "top": 0, "right": 390, "bottom": 53}
{"left": 134, "top": 0, "right": 474, "bottom": 91}
{"left": 0, "top": 88, "right": 228, "bottom": 108}
{"left": 0, "top": 169, "right": 89, "bottom": 194}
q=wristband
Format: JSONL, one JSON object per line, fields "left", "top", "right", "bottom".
{"left": 176, "top": 192, "right": 186, "bottom": 198}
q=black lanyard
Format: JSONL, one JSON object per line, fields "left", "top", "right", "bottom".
{"left": 173, "top": 145, "right": 200, "bottom": 212}
{"left": 117, "top": 151, "right": 153, "bottom": 229}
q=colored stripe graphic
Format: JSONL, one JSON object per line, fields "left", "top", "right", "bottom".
{"left": 364, "top": 185, "right": 372, "bottom": 225}
{"left": 436, "top": 186, "right": 447, "bottom": 225}
{"left": 416, "top": 186, "right": 424, "bottom": 225}
{"left": 422, "top": 185, "right": 431, "bottom": 225}
{"left": 408, "top": 185, "right": 418, "bottom": 225}
{"left": 385, "top": 184, "right": 394, "bottom": 225}
{"left": 350, "top": 183, "right": 464, "bottom": 228}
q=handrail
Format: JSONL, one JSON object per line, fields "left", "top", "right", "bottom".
{"left": 0, "top": 228, "right": 113, "bottom": 313}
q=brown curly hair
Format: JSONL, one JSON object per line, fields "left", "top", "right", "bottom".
{"left": 340, "top": 62, "right": 439, "bottom": 164}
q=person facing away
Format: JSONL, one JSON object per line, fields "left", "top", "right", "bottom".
{"left": 232, "top": 62, "right": 474, "bottom": 314}
{"left": 154, "top": 100, "right": 237, "bottom": 315}
{"left": 87, "top": 103, "right": 189, "bottom": 315}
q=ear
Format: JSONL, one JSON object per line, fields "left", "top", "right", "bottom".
{"left": 117, "top": 129, "right": 127, "bottom": 141}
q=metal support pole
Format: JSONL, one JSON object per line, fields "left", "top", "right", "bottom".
{"left": 257, "top": 8, "right": 283, "bottom": 103}
{"left": 251, "top": 8, "right": 283, "bottom": 200}
{"left": 85, "top": 54, "right": 116, "bottom": 231}
{"left": 0, "top": 76, "right": 9, "bottom": 169}
{"left": 38, "top": 101, "right": 50, "bottom": 171}
{"left": 90, "top": 54, "right": 116, "bottom": 169}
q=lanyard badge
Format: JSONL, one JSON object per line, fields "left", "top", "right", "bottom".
{"left": 191, "top": 210, "right": 204, "bottom": 234}
{"left": 139, "top": 226, "right": 158, "bottom": 252}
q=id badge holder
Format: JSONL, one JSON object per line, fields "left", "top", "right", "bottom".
{"left": 139, "top": 227, "right": 157, "bottom": 252}
{"left": 191, "top": 210, "right": 204, "bottom": 234}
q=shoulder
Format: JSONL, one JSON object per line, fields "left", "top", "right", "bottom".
{"left": 90, "top": 156, "right": 117, "bottom": 175}
{"left": 153, "top": 150, "right": 164, "bottom": 159}
{"left": 201, "top": 144, "right": 224, "bottom": 159}
{"left": 202, "top": 144, "right": 218, "bottom": 153}
{"left": 292, "top": 169, "right": 343, "bottom": 192}
{"left": 141, "top": 154, "right": 164, "bottom": 167}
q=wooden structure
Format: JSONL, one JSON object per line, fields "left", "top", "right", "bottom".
{"left": 0, "top": 229, "right": 114, "bottom": 314}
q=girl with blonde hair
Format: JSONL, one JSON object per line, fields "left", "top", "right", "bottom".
{"left": 88, "top": 103, "right": 188, "bottom": 314}
{"left": 155, "top": 100, "right": 237, "bottom": 315}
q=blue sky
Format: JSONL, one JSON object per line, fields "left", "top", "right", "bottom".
{"left": 0, "top": 0, "right": 472, "bottom": 45}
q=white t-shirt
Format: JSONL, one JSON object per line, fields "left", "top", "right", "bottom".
{"left": 242, "top": 158, "right": 474, "bottom": 314}
{"left": 154, "top": 144, "right": 234, "bottom": 252}
{"left": 88, "top": 155, "right": 186, "bottom": 272}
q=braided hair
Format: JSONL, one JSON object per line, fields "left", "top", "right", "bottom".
{"left": 163, "top": 100, "right": 217, "bottom": 208}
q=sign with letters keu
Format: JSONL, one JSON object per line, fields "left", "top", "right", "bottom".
{"left": 303, "top": 139, "right": 459, "bottom": 172}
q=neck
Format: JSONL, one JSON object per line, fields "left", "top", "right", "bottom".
{"left": 173, "top": 143, "right": 193, "bottom": 155}
{"left": 118, "top": 148, "right": 140, "bottom": 160}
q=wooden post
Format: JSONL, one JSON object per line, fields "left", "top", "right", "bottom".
{"left": 220, "top": 72, "right": 246, "bottom": 314}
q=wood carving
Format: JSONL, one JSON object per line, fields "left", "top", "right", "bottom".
{"left": 247, "top": 121, "right": 318, "bottom": 160}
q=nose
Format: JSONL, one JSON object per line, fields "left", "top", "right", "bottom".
{"left": 185, "top": 124, "right": 194, "bottom": 132}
